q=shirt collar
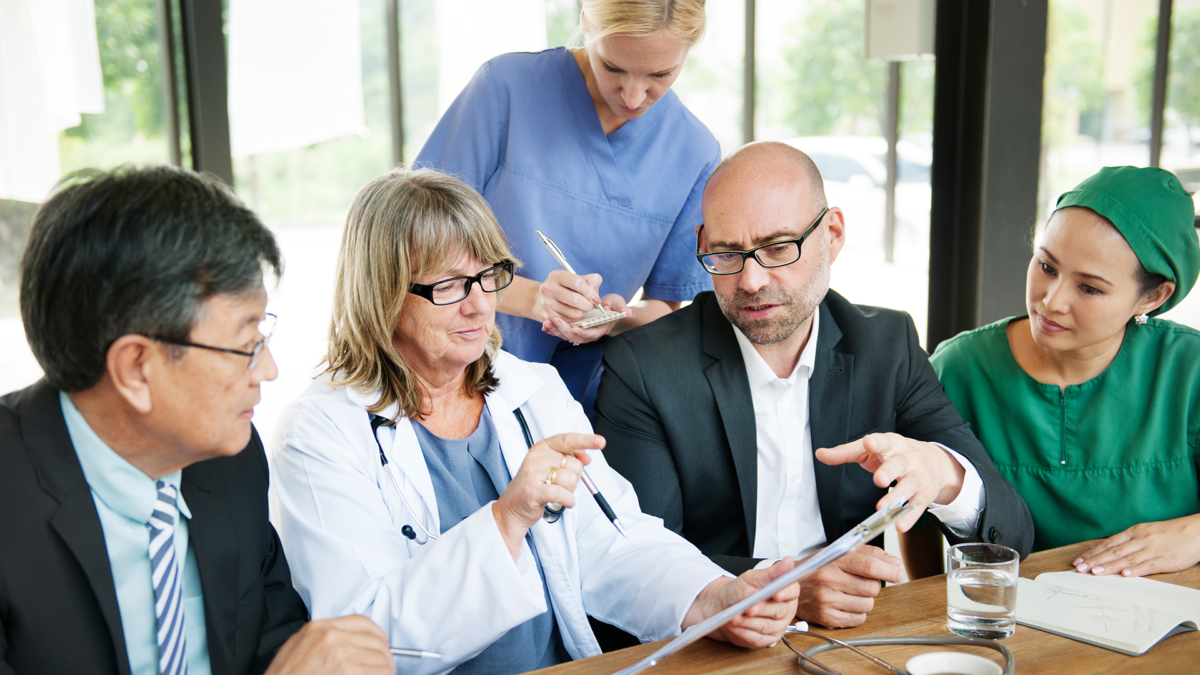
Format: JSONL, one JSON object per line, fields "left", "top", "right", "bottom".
{"left": 731, "top": 309, "right": 821, "bottom": 391}
{"left": 59, "top": 391, "right": 191, "bottom": 524}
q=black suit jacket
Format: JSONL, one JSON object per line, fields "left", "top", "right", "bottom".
{"left": 0, "top": 380, "right": 308, "bottom": 675}
{"left": 596, "top": 291, "right": 1034, "bottom": 575}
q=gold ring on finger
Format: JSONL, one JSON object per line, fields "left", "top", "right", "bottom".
{"left": 547, "top": 467, "right": 557, "bottom": 485}
{"left": 560, "top": 455, "right": 568, "bottom": 469}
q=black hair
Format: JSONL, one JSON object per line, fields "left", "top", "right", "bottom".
{"left": 19, "top": 165, "right": 282, "bottom": 392}
{"left": 1134, "top": 261, "right": 1170, "bottom": 297}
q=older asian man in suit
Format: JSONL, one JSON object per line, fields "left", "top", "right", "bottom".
{"left": 596, "top": 142, "right": 1033, "bottom": 629}
{"left": 0, "top": 166, "right": 393, "bottom": 675}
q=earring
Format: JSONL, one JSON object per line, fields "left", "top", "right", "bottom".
{"left": 1135, "top": 313, "right": 1149, "bottom": 325}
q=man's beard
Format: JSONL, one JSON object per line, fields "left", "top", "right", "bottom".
{"left": 714, "top": 236, "right": 830, "bottom": 346}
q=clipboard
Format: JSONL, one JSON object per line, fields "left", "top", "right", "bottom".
{"left": 535, "top": 230, "right": 626, "bottom": 329}
{"left": 612, "top": 500, "right": 916, "bottom": 675}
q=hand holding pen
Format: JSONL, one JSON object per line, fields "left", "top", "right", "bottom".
{"left": 535, "top": 230, "right": 632, "bottom": 343}
{"left": 493, "top": 433, "right": 627, "bottom": 560}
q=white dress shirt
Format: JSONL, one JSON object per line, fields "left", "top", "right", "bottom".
{"left": 731, "top": 309, "right": 985, "bottom": 562}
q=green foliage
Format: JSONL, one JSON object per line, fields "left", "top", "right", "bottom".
{"left": 60, "top": 0, "right": 170, "bottom": 173}
{"left": 65, "top": 0, "right": 164, "bottom": 143}
{"left": 233, "top": 0, "right": 394, "bottom": 224}
{"left": 1166, "top": 5, "right": 1200, "bottom": 139}
{"left": 1135, "top": 4, "right": 1200, "bottom": 139}
{"left": 1042, "top": 1, "right": 1106, "bottom": 147}
{"left": 546, "top": 0, "right": 580, "bottom": 48}
{"left": 783, "top": 0, "right": 886, "bottom": 137}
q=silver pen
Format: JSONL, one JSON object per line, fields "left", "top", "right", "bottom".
{"left": 535, "top": 230, "right": 624, "bottom": 329}
{"left": 534, "top": 229, "right": 629, "bottom": 539}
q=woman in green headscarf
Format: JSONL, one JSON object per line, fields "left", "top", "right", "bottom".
{"left": 930, "top": 166, "right": 1200, "bottom": 577}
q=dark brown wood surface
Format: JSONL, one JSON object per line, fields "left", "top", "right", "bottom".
{"left": 531, "top": 541, "right": 1200, "bottom": 675}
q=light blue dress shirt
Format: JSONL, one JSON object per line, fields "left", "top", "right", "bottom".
{"left": 416, "top": 47, "right": 720, "bottom": 368}
{"left": 61, "top": 392, "right": 212, "bottom": 675}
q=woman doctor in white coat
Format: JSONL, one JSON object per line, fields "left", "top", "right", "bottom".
{"left": 270, "top": 168, "right": 799, "bottom": 674}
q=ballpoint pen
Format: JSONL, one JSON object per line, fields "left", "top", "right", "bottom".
{"left": 579, "top": 469, "right": 628, "bottom": 538}
{"left": 533, "top": 230, "right": 629, "bottom": 539}
{"left": 535, "top": 230, "right": 625, "bottom": 329}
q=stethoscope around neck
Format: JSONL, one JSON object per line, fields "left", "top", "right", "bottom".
{"left": 369, "top": 408, "right": 563, "bottom": 545}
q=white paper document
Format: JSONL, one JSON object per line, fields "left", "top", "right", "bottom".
{"left": 1016, "top": 571, "right": 1200, "bottom": 656}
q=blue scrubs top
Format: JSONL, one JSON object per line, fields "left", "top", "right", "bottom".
{"left": 416, "top": 47, "right": 718, "bottom": 397}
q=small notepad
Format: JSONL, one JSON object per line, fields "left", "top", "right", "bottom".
{"left": 569, "top": 306, "right": 625, "bottom": 329}
{"left": 1015, "top": 571, "right": 1200, "bottom": 656}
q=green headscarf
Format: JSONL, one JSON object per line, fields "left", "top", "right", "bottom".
{"left": 1054, "top": 166, "right": 1199, "bottom": 316}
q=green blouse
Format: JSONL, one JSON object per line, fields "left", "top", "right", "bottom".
{"left": 930, "top": 317, "right": 1200, "bottom": 552}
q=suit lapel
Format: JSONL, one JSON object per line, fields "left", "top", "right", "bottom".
{"left": 182, "top": 460, "right": 237, "bottom": 674}
{"left": 809, "top": 302, "right": 854, "bottom": 545}
{"left": 700, "top": 298, "right": 760, "bottom": 552}
{"left": 22, "top": 380, "right": 132, "bottom": 675}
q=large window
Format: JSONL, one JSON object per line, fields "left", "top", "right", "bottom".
{"left": 226, "top": 0, "right": 395, "bottom": 444}
{"left": 757, "top": 0, "right": 934, "bottom": 346}
{"left": 1157, "top": 1, "right": 1200, "bottom": 329}
{"left": 244, "top": 0, "right": 567, "bottom": 444}
{"left": 671, "top": 0, "right": 744, "bottom": 155}
{"left": 1039, "top": 0, "right": 1200, "bottom": 329}
{"left": 1038, "top": 0, "right": 1158, "bottom": 225}
{"left": 3, "top": 1, "right": 1192, "bottom": 426}
{"left": 1, "top": 0, "right": 179, "bottom": 399}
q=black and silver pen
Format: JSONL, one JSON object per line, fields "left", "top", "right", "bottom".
{"left": 580, "top": 469, "right": 628, "bottom": 538}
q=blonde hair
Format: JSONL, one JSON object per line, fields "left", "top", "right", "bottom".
{"left": 323, "top": 168, "right": 517, "bottom": 421}
{"left": 575, "top": 0, "right": 707, "bottom": 48}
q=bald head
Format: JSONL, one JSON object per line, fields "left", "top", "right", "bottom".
{"left": 704, "top": 141, "right": 828, "bottom": 215}
{"left": 697, "top": 141, "right": 842, "bottom": 355}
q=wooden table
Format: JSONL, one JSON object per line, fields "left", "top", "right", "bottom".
{"left": 533, "top": 541, "right": 1200, "bottom": 675}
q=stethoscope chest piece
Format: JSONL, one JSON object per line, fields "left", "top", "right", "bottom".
{"left": 371, "top": 413, "right": 440, "bottom": 544}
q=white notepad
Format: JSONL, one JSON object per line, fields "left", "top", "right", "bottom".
{"left": 569, "top": 306, "right": 625, "bottom": 329}
{"left": 1015, "top": 571, "right": 1200, "bottom": 655}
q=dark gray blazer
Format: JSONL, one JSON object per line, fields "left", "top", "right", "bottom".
{"left": 596, "top": 291, "right": 1034, "bottom": 575}
{"left": 0, "top": 380, "right": 308, "bottom": 675}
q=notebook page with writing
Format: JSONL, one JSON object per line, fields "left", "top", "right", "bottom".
{"left": 1016, "top": 573, "right": 1200, "bottom": 655}
{"left": 1034, "top": 572, "right": 1200, "bottom": 620}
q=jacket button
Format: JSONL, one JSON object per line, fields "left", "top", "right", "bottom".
{"left": 988, "top": 526, "right": 1002, "bottom": 543}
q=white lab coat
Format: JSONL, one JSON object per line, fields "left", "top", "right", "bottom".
{"left": 270, "top": 351, "right": 727, "bottom": 673}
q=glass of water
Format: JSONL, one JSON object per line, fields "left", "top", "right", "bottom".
{"left": 946, "top": 543, "right": 1019, "bottom": 639}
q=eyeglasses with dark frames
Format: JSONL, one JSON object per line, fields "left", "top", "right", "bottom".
{"left": 145, "top": 313, "right": 277, "bottom": 370}
{"left": 696, "top": 206, "right": 830, "bottom": 275}
{"left": 409, "top": 262, "right": 515, "bottom": 306}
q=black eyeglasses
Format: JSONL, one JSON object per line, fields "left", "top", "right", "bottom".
{"left": 146, "top": 313, "right": 277, "bottom": 370}
{"left": 696, "top": 207, "right": 829, "bottom": 275}
{"left": 409, "top": 262, "right": 515, "bottom": 306}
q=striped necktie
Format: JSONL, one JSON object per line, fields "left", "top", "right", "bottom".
{"left": 148, "top": 481, "right": 189, "bottom": 675}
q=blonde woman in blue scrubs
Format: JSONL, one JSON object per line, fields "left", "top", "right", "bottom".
{"left": 416, "top": 0, "right": 718, "bottom": 416}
